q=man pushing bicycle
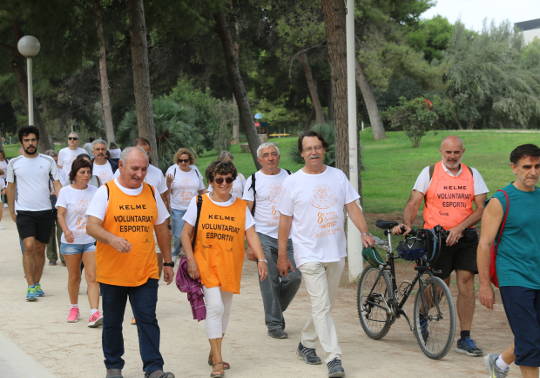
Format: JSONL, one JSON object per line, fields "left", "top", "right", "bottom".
{"left": 392, "top": 135, "right": 488, "bottom": 357}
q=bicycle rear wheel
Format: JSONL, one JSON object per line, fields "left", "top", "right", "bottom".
{"left": 357, "top": 266, "right": 393, "bottom": 340}
{"left": 413, "top": 275, "right": 456, "bottom": 359}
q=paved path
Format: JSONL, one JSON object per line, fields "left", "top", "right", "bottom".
{"left": 0, "top": 212, "right": 519, "bottom": 377}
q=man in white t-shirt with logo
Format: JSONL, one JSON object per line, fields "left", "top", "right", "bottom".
{"left": 58, "top": 132, "right": 86, "bottom": 178}
{"left": 92, "top": 139, "right": 115, "bottom": 185}
{"left": 243, "top": 142, "right": 301, "bottom": 340}
{"left": 277, "top": 131, "right": 375, "bottom": 378}
{"left": 7, "top": 126, "right": 62, "bottom": 301}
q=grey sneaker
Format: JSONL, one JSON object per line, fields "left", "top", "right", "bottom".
{"left": 105, "top": 369, "right": 123, "bottom": 378}
{"left": 145, "top": 370, "right": 175, "bottom": 378}
{"left": 485, "top": 353, "right": 509, "bottom": 378}
{"left": 268, "top": 328, "right": 288, "bottom": 339}
{"left": 297, "top": 342, "right": 322, "bottom": 365}
{"left": 327, "top": 358, "right": 345, "bottom": 378}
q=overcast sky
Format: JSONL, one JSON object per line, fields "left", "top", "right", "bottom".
{"left": 422, "top": 0, "right": 540, "bottom": 31}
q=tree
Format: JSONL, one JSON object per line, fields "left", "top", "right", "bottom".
{"left": 127, "top": 0, "right": 158, "bottom": 164}
{"left": 321, "top": 0, "right": 349, "bottom": 173}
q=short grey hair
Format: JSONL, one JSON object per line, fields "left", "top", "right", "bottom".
{"left": 218, "top": 150, "right": 234, "bottom": 161}
{"left": 120, "top": 146, "right": 148, "bottom": 164}
{"left": 256, "top": 142, "right": 280, "bottom": 158}
{"left": 68, "top": 131, "right": 79, "bottom": 138}
{"left": 92, "top": 138, "right": 107, "bottom": 148}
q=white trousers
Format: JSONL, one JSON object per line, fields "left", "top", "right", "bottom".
{"left": 299, "top": 259, "right": 345, "bottom": 363}
{"left": 204, "top": 286, "right": 233, "bottom": 339}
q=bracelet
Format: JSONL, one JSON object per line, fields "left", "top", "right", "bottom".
{"left": 257, "top": 259, "right": 268, "bottom": 264}
{"left": 163, "top": 261, "right": 174, "bottom": 267}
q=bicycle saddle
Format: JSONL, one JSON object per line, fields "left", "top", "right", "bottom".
{"left": 375, "top": 220, "right": 399, "bottom": 230}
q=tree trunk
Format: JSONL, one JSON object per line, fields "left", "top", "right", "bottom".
{"left": 298, "top": 51, "right": 325, "bottom": 125}
{"left": 127, "top": 0, "right": 158, "bottom": 164}
{"left": 95, "top": 1, "right": 116, "bottom": 144}
{"left": 215, "top": 11, "right": 260, "bottom": 168}
{"left": 321, "top": 0, "right": 348, "bottom": 174}
{"left": 355, "top": 60, "right": 385, "bottom": 140}
{"left": 10, "top": 56, "right": 51, "bottom": 152}
{"left": 231, "top": 95, "right": 240, "bottom": 144}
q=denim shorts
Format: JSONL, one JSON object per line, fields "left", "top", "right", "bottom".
{"left": 60, "top": 242, "right": 96, "bottom": 255}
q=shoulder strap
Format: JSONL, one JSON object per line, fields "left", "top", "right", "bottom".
{"left": 192, "top": 195, "right": 203, "bottom": 247}
{"left": 428, "top": 164, "right": 434, "bottom": 180}
{"left": 105, "top": 182, "right": 110, "bottom": 200}
{"left": 285, "top": 169, "right": 291, "bottom": 175}
{"left": 495, "top": 189, "right": 510, "bottom": 247}
{"left": 146, "top": 183, "right": 156, "bottom": 199}
{"left": 249, "top": 172, "right": 256, "bottom": 215}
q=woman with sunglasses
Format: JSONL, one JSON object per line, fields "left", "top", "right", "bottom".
{"left": 207, "top": 151, "right": 246, "bottom": 198}
{"left": 181, "top": 160, "right": 268, "bottom": 378}
{"left": 56, "top": 158, "right": 102, "bottom": 326}
{"left": 166, "top": 148, "right": 206, "bottom": 258}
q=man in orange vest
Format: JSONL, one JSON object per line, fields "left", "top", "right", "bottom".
{"left": 86, "top": 147, "right": 175, "bottom": 378}
{"left": 393, "top": 135, "right": 488, "bottom": 357}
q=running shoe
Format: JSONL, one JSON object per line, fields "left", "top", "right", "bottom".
{"left": 26, "top": 286, "right": 38, "bottom": 302}
{"left": 297, "top": 342, "right": 322, "bottom": 365}
{"left": 34, "top": 282, "right": 45, "bottom": 297}
{"left": 88, "top": 311, "right": 103, "bottom": 328}
{"left": 456, "top": 337, "right": 484, "bottom": 357}
{"left": 419, "top": 313, "right": 429, "bottom": 342}
{"left": 67, "top": 307, "right": 80, "bottom": 323}
{"left": 327, "top": 358, "right": 345, "bottom": 378}
{"left": 484, "top": 353, "right": 509, "bottom": 378}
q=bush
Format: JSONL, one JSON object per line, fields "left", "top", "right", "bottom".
{"left": 384, "top": 97, "right": 438, "bottom": 147}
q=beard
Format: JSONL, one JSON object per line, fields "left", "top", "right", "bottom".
{"left": 24, "top": 145, "right": 37, "bottom": 155}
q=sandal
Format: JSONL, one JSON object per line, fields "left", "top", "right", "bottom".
{"left": 210, "top": 362, "right": 225, "bottom": 378}
{"left": 208, "top": 353, "right": 230, "bottom": 370}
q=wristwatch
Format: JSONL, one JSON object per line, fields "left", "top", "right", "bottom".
{"left": 163, "top": 261, "right": 174, "bottom": 267}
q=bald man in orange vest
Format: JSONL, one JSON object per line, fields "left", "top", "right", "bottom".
{"left": 393, "top": 136, "right": 488, "bottom": 357}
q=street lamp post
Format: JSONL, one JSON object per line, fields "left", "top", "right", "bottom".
{"left": 17, "top": 35, "right": 41, "bottom": 126}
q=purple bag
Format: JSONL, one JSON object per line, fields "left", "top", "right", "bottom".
{"left": 175, "top": 256, "right": 206, "bottom": 321}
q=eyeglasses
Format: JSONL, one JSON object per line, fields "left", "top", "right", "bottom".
{"left": 214, "top": 177, "right": 234, "bottom": 184}
{"left": 68, "top": 137, "right": 79, "bottom": 140}
{"left": 303, "top": 145, "right": 323, "bottom": 153}
{"left": 178, "top": 159, "right": 190, "bottom": 163}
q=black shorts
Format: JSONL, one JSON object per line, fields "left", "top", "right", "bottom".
{"left": 432, "top": 228, "right": 478, "bottom": 279}
{"left": 500, "top": 286, "right": 540, "bottom": 366}
{"left": 16, "top": 210, "right": 55, "bottom": 244}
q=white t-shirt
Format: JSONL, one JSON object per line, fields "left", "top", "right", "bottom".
{"left": 58, "top": 147, "right": 86, "bottom": 176}
{"left": 183, "top": 193, "right": 255, "bottom": 230}
{"left": 208, "top": 172, "right": 246, "bottom": 199}
{"left": 93, "top": 161, "right": 114, "bottom": 185}
{"left": 165, "top": 165, "right": 205, "bottom": 210}
{"left": 278, "top": 166, "right": 359, "bottom": 267}
{"left": 0, "top": 176, "right": 4, "bottom": 190}
{"left": 56, "top": 185, "right": 97, "bottom": 244}
{"left": 412, "top": 163, "right": 489, "bottom": 195}
{"left": 0, "top": 159, "right": 8, "bottom": 181}
{"left": 57, "top": 168, "right": 69, "bottom": 187}
{"left": 86, "top": 178, "right": 169, "bottom": 225}
{"left": 6, "top": 154, "right": 59, "bottom": 211}
{"left": 242, "top": 169, "right": 290, "bottom": 238}
{"left": 113, "top": 164, "right": 167, "bottom": 194}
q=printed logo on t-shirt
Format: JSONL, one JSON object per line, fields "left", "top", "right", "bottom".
{"left": 310, "top": 185, "right": 340, "bottom": 238}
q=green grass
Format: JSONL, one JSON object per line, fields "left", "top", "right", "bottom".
{"left": 5, "top": 130, "right": 538, "bottom": 214}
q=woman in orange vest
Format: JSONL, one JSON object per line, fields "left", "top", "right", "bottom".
{"left": 181, "top": 160, "right": 268, "bottom": 378}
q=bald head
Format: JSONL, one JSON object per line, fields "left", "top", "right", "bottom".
{"left": 440, "top": 136, "right": 465, "bottom": 172}
{"left": 118, "top": 146, "right": 149, "bottom": 188}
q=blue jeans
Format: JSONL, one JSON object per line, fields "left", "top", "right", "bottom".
{"left": 257, "top": 233, "right": 302, "bottom": 331}
{"left": 100, "top": 279, "right": 164, "bottom": 374}
{"left": 171, "top": 209, "right": 186, "bottom": 257}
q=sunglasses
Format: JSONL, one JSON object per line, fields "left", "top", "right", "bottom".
{"left": 214, "top": 177, "right": 234, "bottom": 184}
{"left": 178, "top": 159, "right": 190, "bottom": 163}
{"left": 68, "top": 137, "right": 79, "bottom": 140}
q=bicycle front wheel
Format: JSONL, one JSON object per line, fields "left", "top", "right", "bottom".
{"left": 357, "top": 266, "right": 393, "bottom": 340}
{"left": 413, "top": 275, "right": 456, "bottom": 359}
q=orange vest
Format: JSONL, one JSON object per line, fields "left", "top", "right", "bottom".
{"left": 423, "top": 162, "right": 475, "bottom": 230}
{"left": 96, "top": 181, "right": 159, "bottom": 286}
{"left": 194, "top": 195, "right": 246, "bottom": 294}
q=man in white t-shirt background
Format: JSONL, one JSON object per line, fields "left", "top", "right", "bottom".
{"left": 243, "top": 142, "right": 301, "bottom": 340}
{"left": 277, "top": 131, "right": 375, "bottom": 378}
{"left": 92, "top": 139, "right": 115, "bottom": 185}
{"left": 58, "top": 132, "right": 86, "bottom": 178}
{"left": 6, "top": 126, "right": 62, "bottom": 301}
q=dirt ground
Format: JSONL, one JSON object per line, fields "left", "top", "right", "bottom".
{"left": 0, "top": 212, "right": 519, "bottom": 378}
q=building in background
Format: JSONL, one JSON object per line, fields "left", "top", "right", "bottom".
{"left": 515, "top": 18, "right": 540, "bottom": 44}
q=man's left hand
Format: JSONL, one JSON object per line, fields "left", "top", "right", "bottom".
{"left": 362, "top": 233, "right": 376, "bottom": 248}
{"left": 445, "top": 226, "right": 464, "bottom": 246}
{"left": 163, "top": 266, "right": 174, "bottom": 284}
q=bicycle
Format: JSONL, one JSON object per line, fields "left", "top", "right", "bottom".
{"left": 357, "top": 220, "right": 457, "bottom": 360}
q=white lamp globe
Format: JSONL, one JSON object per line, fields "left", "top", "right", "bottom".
{"left": 17, "top": 35, "right": 41, "bottom": 57}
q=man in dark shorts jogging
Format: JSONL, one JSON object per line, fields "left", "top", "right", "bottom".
{"left": 6, "top": 126, "right": 61, "bottom": 301}
{"left": 393, "top": 135, "right": 488, "bottom": 356}
{"left": 478, "top": 144, "right": 540, "bottom": 378}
